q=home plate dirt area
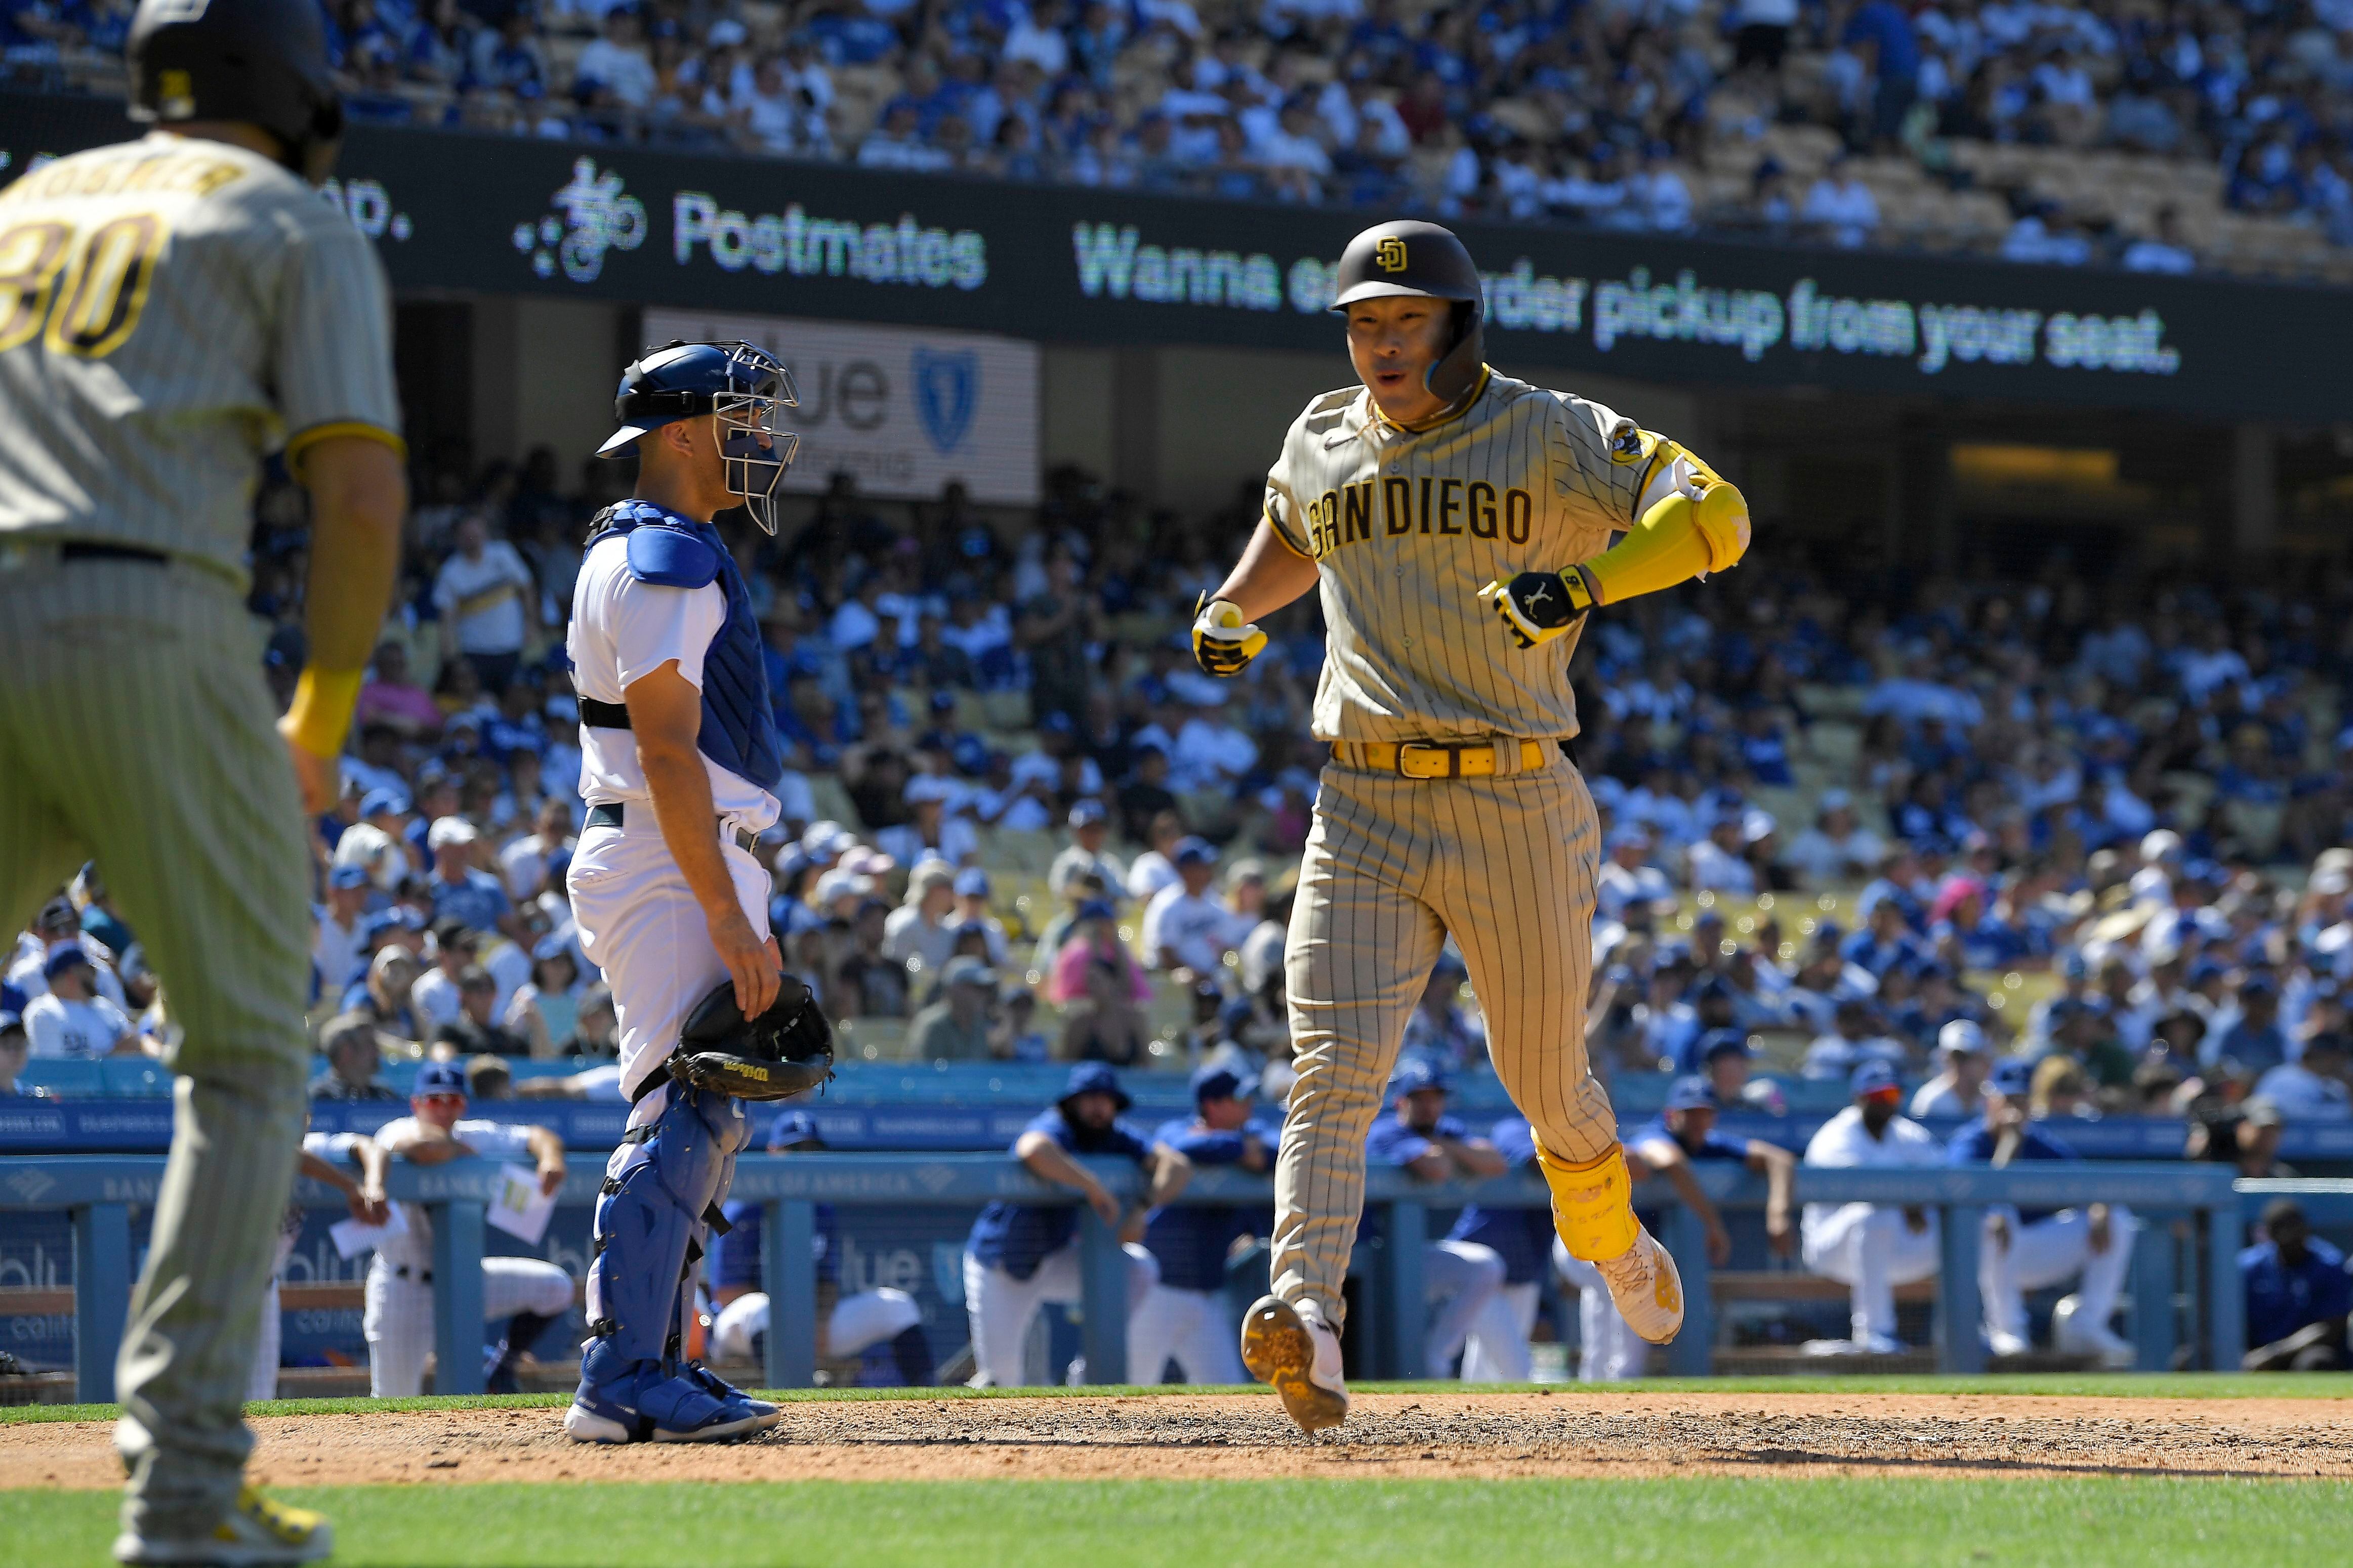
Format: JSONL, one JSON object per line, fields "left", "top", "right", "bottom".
{"left": 8, "top": 1391, "right": 2351, "bottom": 1487}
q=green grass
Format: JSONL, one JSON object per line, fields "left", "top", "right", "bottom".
{"left": 2, "top": 1478, "right": 2340, "bottom": 1567}
{"left": 9, "top": 1372, "right": 2350, "bottom": 1424}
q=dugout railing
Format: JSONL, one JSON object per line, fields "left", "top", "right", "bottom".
{"left": 6, "top": 1154, "right": 2273, "bottom": 1401}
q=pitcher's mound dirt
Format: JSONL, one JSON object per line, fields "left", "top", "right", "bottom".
{"left": 10, "top": 1392, "right": 2350, "bottom": 1490}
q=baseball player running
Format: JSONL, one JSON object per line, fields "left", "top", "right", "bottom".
{"left": 364, "top": 1061, "right": 575, "bottom": 1397}
{"left": 1196, "top": 219, "right": 1751, "bottom": 1431}
{"left": 562, "top": 340, "right": 817, "bottom": 1444}
{"left": 0, "top": 0, "right": 406, "bottom": 1556}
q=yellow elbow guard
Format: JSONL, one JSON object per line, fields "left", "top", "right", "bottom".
{"left": 1583, "top": 477, "right": 1751, "bottom": 605}
{"left": 1536, "top": 1139, "right": 1640, "bottom": 1261}
{"left": 284, "top": 666, "right": 365, "bottom": 760}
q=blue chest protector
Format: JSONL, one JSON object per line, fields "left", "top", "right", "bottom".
{"left": 586, "top": 501, "right": 785, "bottom": 793}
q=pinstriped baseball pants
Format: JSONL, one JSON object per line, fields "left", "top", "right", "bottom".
{"left": 0, "top": 553, "right": 312, "bottom": 1538}
{"left": 1271, "top": 751, "right": 1616, "bottom": 1327}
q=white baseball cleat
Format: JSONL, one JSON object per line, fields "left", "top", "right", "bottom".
{"left": 1240, "top": 1295, "right": 1349, "bottom": 1433}
{"left": 2055, "top": 1320, "right": 2136, "bottom": 1369}
{"left": 113, "top": 1486, "right": 332, "bottom": 1565}
{"left": 1987, "top": 1330, "right": 2031, "bottom": 1359}
{"left": 1592, "top": 1225, "right": 1684, "bottom": 1344}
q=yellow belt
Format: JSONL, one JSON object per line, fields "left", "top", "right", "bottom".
{"left": 1330, "top": 738, "right": 1553, "bottom": 779}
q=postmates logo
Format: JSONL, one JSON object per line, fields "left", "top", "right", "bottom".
{"left": 511, "top": 157, "right": 647, "bottom": 283}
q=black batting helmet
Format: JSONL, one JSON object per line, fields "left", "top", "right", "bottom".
{"left": 1329, "top": 220, "right": 1487, "bottom": 405}
{"left": 127, "top": 0, "right": 345, "bottom": 184}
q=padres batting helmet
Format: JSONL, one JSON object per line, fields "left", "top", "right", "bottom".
{"left": 597, "top": 341, "right": 801, "bottom": 535}
{"left": 127, "top": 0, "right": 345, "bottom": 184}
{"left": 1329, "top": 220, "right": 1487, "bottom": 405}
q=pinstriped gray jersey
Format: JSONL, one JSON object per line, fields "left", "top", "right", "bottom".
{"left": 0, "top": 133, "right": 401, "bottom": 586}
{"left": 1264, "top": 368, "right": 1683, "bottom": 745}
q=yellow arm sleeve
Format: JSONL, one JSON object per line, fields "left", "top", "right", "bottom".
{"left": 1580, "top": 442, "right": 1752, "bottom": 605}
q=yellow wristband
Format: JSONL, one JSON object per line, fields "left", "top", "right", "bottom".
{"left": 285, "top": 667, "right": 365, "bottom": 760}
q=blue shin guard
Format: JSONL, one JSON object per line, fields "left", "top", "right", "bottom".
{"left": 571, "top": 1086, "right": 771, "bottom": 1442}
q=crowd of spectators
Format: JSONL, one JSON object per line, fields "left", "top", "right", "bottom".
{"left": 7, "top": 437, "right": 2353, "bottom": 1150}
{"left": 13, "top": 0, "right": 2353, "bottom": 271}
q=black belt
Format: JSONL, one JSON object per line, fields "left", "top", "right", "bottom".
{"left": 585, "top": 800, "right": 757, "bottom": 853}
{"left": 61, "top": 543, "right": 168, "bottom": 566}
{"left": 579, "top": 697, "right": 631, "bottom": 729}
{"left": 393, "top": 1264, "right": 433, "bottom": 1284}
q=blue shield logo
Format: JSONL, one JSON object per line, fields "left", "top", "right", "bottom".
{"left": 912, "top": 348, "right": 977, "bottom": 454}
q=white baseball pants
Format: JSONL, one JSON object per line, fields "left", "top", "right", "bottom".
{"left": 1127, "top": 1285, "right": 1246, "bottom": 1385}
{"left": 568, "top": 819, "right": 773, "bottom": 1116}
{"left": 709, "top": 1287, "right": 925, "bottom": 1363}
{"left": 246, "top": 1231, "right": 299, "bottom": 1403}
{"left": 1555, "top": 1242, "right": 1648, "bottom": 1381}
{"left": 961, "top": 1243, "right": 1158, "bottom": 1387}
{"left": 1803, "top": 1204, "right": 1942, "bottom": 1341}
{"left": 1980, "top": 1206, "right": 2135, "bottom": 1341}
{"left": 363, "top": 1256, "right": 574, "bottom": 1398}
{"left": 1460, "top": 1280, "right": 1538, "bottom": 1383}
{"left": 1423, "top": 1239, "right": 1506, "bottom": 1376}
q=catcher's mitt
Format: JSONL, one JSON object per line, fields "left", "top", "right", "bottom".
{"left": 671, "top": 975, "right": 835, "bottom": 1101}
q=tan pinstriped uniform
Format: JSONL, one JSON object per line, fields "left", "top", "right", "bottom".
{"left": 1260, "top": 367, "right": 1691, "bottom": 1326}
{"left": 0, "top": 134, "right": 399, "bottom": 1539}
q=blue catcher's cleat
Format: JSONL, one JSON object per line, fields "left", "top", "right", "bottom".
{"left": 680, "top": 1359, "right": 778, "bottom": 1419}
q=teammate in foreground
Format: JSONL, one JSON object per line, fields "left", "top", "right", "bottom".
{"left": 1197, "top": 219, "right": 1751, "bottom": 1432}
{"left": 563, "top": 340, "right": 822, "bottom": 1443}
{"left": 0, "top": 0, "right": 405, "bottom": 1556}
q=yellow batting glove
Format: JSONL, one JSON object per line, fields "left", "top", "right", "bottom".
{"left": 1191, "top": 593, "right": 1267, "bottom": 677}
{"left": 1479, "top": 566, "right": 1600, "bottom": 649}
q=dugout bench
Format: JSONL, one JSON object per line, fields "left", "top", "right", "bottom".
{"left": 1, "top": 1155, "right": 2254, "bottom": 1401}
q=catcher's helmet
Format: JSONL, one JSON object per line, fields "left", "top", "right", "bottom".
{"left": 1329, "top": 220, "right": 1488, "bottom": 406}
{"left": 127, "top": 0, "right": 345, "bottom": 184}
{"left": 596, "top": 340, "right": 801, "bottom": 535}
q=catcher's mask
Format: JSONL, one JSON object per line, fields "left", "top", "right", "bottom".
{"left": 596, "top": 340, "right": 801, "bottom": 535}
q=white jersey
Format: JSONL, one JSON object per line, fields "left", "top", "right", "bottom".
{"left": 1140, "top": 885, "right": 1252, "bottom": 973}
{"left": 1800, "top": 1105, "right": 1944, "bottom": 1233}
{"left": 1262, "top": 368, "right": 1687, "bottom": 743}
{"left": 373, "top": 1116, "right": 540, "bottom": 1273}
{"left": 21, "top": 991, "right": 132, "bottom": 1057}
{"left": 566, "top": 538, "right": 781, "bottom": 830}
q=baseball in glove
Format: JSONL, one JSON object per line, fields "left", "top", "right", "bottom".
{"left": 670, "top": 975, "right": 836, "bottom": 1101}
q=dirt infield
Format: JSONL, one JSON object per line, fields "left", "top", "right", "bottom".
{"left": 9, "top": 1391, "right": 2351, "bottom": 1488}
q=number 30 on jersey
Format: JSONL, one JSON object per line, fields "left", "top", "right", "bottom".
{"left": 0, "top": 213, "right": 168, "bottom": 359}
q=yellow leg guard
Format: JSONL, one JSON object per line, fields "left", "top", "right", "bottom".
{"left": 1535, "top": 1140, "right": 1640, "bottom": 1262}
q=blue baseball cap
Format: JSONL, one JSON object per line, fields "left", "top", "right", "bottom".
{"left": 1174, "top": 836, "right": 1218, "bottom": 868}
{"left": 954, "top": 867, "right": 992, "bottom": 898}
{"left": 1694, "top": 973, "right": 1736, "bottom": 1002}
{"left": 1698, "top": 1028, "right": 1752, "bottom": 1064}
{"left": 1389, "top": 1056, "right": 1450, "bottom": 1100}
{"left": 1069, "top": 799, "right": 1107, "bottom": 827}
{"left": 329, "top": 863, "right": 371, "bottom": 890}
{"left": 532, "top": 934, "right": 574, "bottom": 963}
{"left": 414, "top": 1060, "right": 467, "bottom": 1097}
{"left": 1060, "top": 1061, "right": 1131, "bottom": 1111}
{"left": 1191, "top": 1063, "right": 1248, "bottom": 1105}
{"left": 1987, "top": 1058, "right": 2034, "bottom": 1097}
{"left": 1850, "top": 1060, "right": 1901, "bottom": 1097}
{"left": 767, "top": 1108, "right": 823, "bottom": 1150}
{"left": 1664, "top": 1075, "right": 1716, "bottom": 1112}
{"left": 359, "top": 787, "right": 410, "bottom": 818}
{"left": 1076, "top": 898, "right": 1117, "bottom": 922}
{"left": 42, "top": 944, "right": 91, "bottom": 980}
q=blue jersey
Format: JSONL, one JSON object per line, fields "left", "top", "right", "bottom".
{"left": 1446, "top": 1118, "right": 1552, "bottom": 1286}
{"left": 713, "top": 1196, "right": 840, "bottom": 1290}
{"left": 1627, "top": 1117, "right": 1751, "bottom": 1163}
{"left": 1945, "top": 1120, "right": 2077, "bottom": 1225}
{"left": 1363, "top": 1109, "right": 1470, "bottom": 1245}
{"left": 1141, "top": 1118, "right": 1267, "bottom": 1292}
{"left": 967, "top": 1109, "right": 1153, "bottom": 1280}
{"left": 2242, "top": 1236, "right": 2352, "bottom": 1349}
